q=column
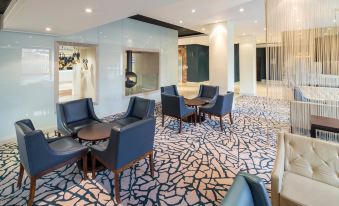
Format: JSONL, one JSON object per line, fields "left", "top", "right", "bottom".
{"left": 239, "top": 35, "right": 256, "bottom": 95}
{"left": 208, "top": 22, "right": 234, "bottom": 93}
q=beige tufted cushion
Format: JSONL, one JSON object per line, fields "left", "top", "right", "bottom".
{"left": 284, "top": 133, "right": 339, "bottom": 188}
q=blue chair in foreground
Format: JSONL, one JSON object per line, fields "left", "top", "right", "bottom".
{"left": 221, "top": 172, "right": 272, "bottom": 206}
{"left": 160, "top": 85, "right": 179, "bottom": 96}
{"left": 195, "top": 85, "right": 219, "bottom": 104}
{"left": 199, "top": 92, "right": 234, "bottom": 131}
{"left": 110, "top": 96, "right": 155, "bottom": 130}
{"left": 161, "top": 93, "right": 196, "bottom": 133}
{"left": 91, "top": 117, "right": 156, "bottom": 203}
{"left": 56, "top": 98, "right": 102, "bottom": 136}
{"left": 15, "top": 119, "right": 88, "bottom": 206}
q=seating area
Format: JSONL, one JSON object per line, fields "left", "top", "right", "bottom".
{"left": 0, "top": 0, "right": 338, "bottom": 206}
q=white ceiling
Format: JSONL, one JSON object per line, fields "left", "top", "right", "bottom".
{"left": 3, "top": 0, "right": 177, "bottom": 35}
{"left": 3, "top": 0, "right": 266, "bottom": 40}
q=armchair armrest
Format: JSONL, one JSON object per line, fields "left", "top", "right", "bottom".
{"left": 87, "top": 98, "right": 102, "bottom": 122}
{"left": 271, "top": 132, "right": 285, "bottom": 206}
{"left": 56, "top": 104, "right": 73, "bottom": 135}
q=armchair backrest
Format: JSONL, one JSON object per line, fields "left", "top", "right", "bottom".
{"left": 282, "top": 133, "right": 339, "bottom": 187}
{"left": 14, "top": 119, "right": 51, "bottom": 176}
{"left": 127, "top": 97, "right": 155, "bottom": 119}
{"left": 221, "top": 172, "right": 271, "bottom": 206}
{"left": 198, "top": 85, "right": 219, "bottom": 99}
{"left": 57, "top": 98, "right": 94, "bottom": 124}
{"left": 161, "top": 85, "right": 179, "bottom": 96}
{"left": 103, "top": 118, "right": 156, "bottom": 170}
{"left": 161, "top": 94, "right": 185, "bottom": 117}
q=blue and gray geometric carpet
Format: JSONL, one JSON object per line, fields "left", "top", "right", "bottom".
{"left": 0, "top": 96, "right": 289, "bottom": 205}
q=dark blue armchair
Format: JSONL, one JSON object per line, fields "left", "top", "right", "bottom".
{"left": 199, "top": 92, "right": 234, "bottom": 131}
{"left": 161, "top": 94, "right": 196, "bottom": 133}
{"left": 56, "top": 98, "right": 102, "bottom": 136}
{"left": 221, "top": 172, "right": 272, "bottom": 206}
{"left": 111, "top": 96, "right": 155, "bottom": 130}
{"left": 91, "top": 117, "right": 156, "bottom": 203}
{"left": 15, "top": 119, "right": 88, "bottom": 206}
{"left": 195, "top": 85, "right": 219, "bottom": 104}
{"left": 161, "top": 85, "right": 179, "bottom": 96}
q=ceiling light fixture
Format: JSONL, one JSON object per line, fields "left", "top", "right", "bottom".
{"left": 45, "top": 27, "right": 51, "bottom": 32}
{"left": 85, "top": 8, "right": 93, "bottom": 13}
{"left": 179, "top": 20, "right": 183, "bottom": 24}
{"left": 201, "top": 28, "right": 205, "bottom": 31}
{"left": 239, "top": 8, "right": 244, "bottom": 12}
{"left": 191, "top": 9, "right": 196, "bottom": 13}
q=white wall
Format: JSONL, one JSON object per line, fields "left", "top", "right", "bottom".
{"left": 0, "top": 18, "right": 178, "bottom": 141}
{"left": 239, "top": 35, "right": 256, "bottom": 95}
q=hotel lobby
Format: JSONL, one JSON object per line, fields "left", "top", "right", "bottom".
{"left": 0, "top": 0, "right": 338, "bottom": 205}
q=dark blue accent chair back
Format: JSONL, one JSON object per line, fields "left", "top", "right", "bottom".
{"left": 161, "top": 85, "right": 179, "bottom": 96}
{"left": 161, "top": 94, "right": 187, "bottom": 117}
{"left": 198, "top": 85, "right": 219, "bottom": 103}
{"left": 221, "top": 172, "right": 272, "bottom": 206}
{"left": 124, "top": 96, "right": 155, "bottom": 119}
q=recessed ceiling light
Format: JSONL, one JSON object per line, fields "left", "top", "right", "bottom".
{"left": 239, "top": 8, "right": 244, "bottom": 12}
{"left": 179, "top": 20, "right": 183, "bottom": 24}
{"left": 242, "top": 33, "right": 246, "bottom": 36}
{"left": 254, "top": 20, "right": 258, "bottom": 24}
{"left": 333, "top": 19, "right": 337, "bottom": 23}
{"left": 201, "top": 28, "right": 206, "bottom": 31}
{"left": 215, "top": 20, "right": 220, "bottom": 23}
{"left": 45, "top": 27, "right": 51, "bottom": 32}
{"left": 191, "top": 9, "right": 196, "bottom": 13}
{"left": 85, "top": 8, "right": 93, "bottom": 13}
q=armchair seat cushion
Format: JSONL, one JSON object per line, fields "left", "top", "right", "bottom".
{"left": 195, "top": 97, "right": 212, "bottom": 103}
{"left": 91, "top": 140, "right": 109, "bottom": 153}
{"left": 68, "top": 119, "right": 100, "bottom": 133}
{"left": 281, "top": 172, "right": 339, "bottom": 206}
{"left": 48, "top": 137, "right": 87, "bottom": 156}
{"left": 111, "top": 117, "right": 140, "bottom": 131}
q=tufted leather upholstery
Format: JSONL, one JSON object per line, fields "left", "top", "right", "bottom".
{"left": 272, "top": 132, "right": 339, "bottom": 206}
{"left": 196, "top": 85, "right": 219, "bottom": 104}
{"left": 161, "top": 85, "right": 179, "bottom": 96}
{"left": 14, "top": 119, "right": 87, "bottom": 177}
{"left": 221, "top": 172, "right": 272, "bottom": 206}
{"left": 56, "top": 98, "right": 101, "bottom": 136}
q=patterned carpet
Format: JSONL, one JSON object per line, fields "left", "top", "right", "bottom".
{"left": 0, "top": 96, "right": 290, "bottom": 206}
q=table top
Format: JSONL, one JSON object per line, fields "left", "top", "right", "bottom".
{"left": 184, "top": 98, "right": 208, "bottom": 106}
{"left": 77, "top": 123, "right": 112, "bottom": 141}
{"left": 310, "top": 115, "right": 339, "bottom": 129}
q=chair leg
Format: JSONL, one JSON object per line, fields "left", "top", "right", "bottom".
{"left": 199, "top": 111, "right": 202, "bottom": 123}
{"left": 220, "top": 116, "right": 223, "bottom": 131}
{"left": 229, "top": 113, "right": 233, "bottom": 124}
{"left": 162, "top": 114, "right": 164, "bottom": 127}
{"left": 209, "top": 114, "right": 211, "bottom": 119}
{"left": 91, "top": 154, "right": 96, "bottom": 179}
{"left": 28, "top": 176, "right": 36, "bottom": 206}
{"left": 17, "top": 162, "right": 24, "bottom": 188}
{"left": 179, "top": 118, "right": 182, "bottom": 133}
{"left": 114, "top": 171, "right": 121, "bottom": 204}
{"left": 194, "top": 113, "right": 197, "bottom": 126}
{"left": 149, "top": 151, "right": 154, "bottom": 177}
{"left": 82, "top": 155, "right": 88, "bottom": 180}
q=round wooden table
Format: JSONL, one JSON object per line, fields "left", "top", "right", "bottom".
{"left": 184, "top": 98, "right": 208, "bottom": 123}
{"left": 77, "top": 123, "right": 112, "bottom": 171}
{"left": 78, "top": 123, "right": 112, "bottom": 143}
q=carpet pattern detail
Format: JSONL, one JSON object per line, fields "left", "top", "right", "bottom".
{"left": 0, "top": 96, "right": 290, "bottom": 205}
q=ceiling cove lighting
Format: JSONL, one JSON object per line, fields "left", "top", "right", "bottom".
{"left": 85, "top": 8, "right": 93, "bottom": 13}
{"left": 239, "top": 8, "right": 244, "bottom": 12}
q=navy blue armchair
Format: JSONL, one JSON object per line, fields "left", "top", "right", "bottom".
{"left": 56, "top": 98, "right": 102, "bottom": 136}
{"left": 195, "top": 85, "right": 219, "bottom": 104}
{"left": 161, "top": 85, "right": 179, "bottom": 96}
{"left": 91, "top": 117, "right": 156, "bottom": 203}
{"left": 199, "top": 92, "right": 234, "bottom": 131}
{"left": 161, "top": 94, "right": 196, "bottom": 133}
{"left": 111, "top": 97, "right": 155, "bottom": 130}
{"left": 221, "top": 172, "right": 272, "bottom": 206}
{"left": 15, "top": 119, "right": 88, "bottom": 206}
